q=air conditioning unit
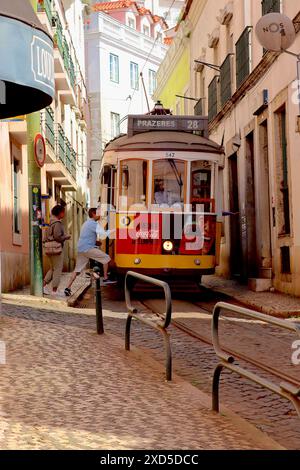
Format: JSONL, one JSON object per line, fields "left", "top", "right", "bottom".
{"left": 208, "top": 27, "right": 220, "bottom": 48}
{"left": 253, "top": 89, "right": 269, "bottom": 116}
{"left": 217, "top": 2, "right": 233, "bottom": 26}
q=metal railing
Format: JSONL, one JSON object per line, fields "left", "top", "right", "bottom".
{"left": 56, "top": 123, "right": 66, "bottom": 166}
{"left": 37, "top": 0, "right": 53, "bottom": 25}
{"left": 125, "top": 272, "right": 173, "bottom": 381}
{"left": 212, "top": 302, "right": 300, "bottom": 418}
{"left": 45, "top": 107, "right": 55, "bottom": 150}
{"left": 93, "top": 267, "right": 104, "bottom": 335}
{"left": 55, "top": 125, "right": 77, "bottom": 181}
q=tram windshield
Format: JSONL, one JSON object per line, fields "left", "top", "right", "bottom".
{"left": 119, "top": 159, "right": 147, "bottom": 210}
{"left": 152, "top": 159, "right": 185, "bottom": 208}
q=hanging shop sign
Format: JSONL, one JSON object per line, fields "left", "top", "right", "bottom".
{"left": 0, "top": 0, "right": 54, "bottom": 119}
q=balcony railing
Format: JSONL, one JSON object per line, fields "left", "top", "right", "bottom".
{"left": 54, "top": 13, "right": 64, "bottom": 59}
{"left": 37, "top": 0, "right": 53, "bottom": 25}
{"left": 57, "top": 123, "right": 66, "bottom": 166}
{"left": 56, "top": 124, "right": 77, "bottom": 181}
{"left": 39, "top": 4, "right": 76, "bottom": 92}
{"left": 45, "top": 107, "right": 55, "bottom": 150}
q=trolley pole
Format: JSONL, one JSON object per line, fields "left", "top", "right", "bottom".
{"left": 27, "top": 0, "right": 43, "bottom": 296}
{"left": 94, "top": 267, "right": 104, "bottom": 334}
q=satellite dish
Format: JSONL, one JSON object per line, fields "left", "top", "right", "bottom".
{"left": 255, "top": 13, "right": 296, "bottom": 52}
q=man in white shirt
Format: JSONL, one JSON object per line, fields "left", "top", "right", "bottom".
{"left": 64, "top": 208, "right": 116, "bottom": 296}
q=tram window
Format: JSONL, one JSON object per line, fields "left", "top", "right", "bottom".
{"left": 191, "top": 161, "right": 213, "bottom": 212}
{"left": 152, "top": 160, "right": 185, "bottom": 208}
{"left": 119, "top": 160, "right": 147, "bottom": 210}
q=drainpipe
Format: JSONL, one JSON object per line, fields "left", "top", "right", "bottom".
{"left": 27, "top": 0, "right": 43, "bottom": 296}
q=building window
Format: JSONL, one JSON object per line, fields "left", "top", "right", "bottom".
{"left": 13, "top": 159, "right": 20, "bottom": 234}
{"left": 208, "top": 76, "right": 219, "bottom": 121}
{"left": 130, "top": 62, "right": 139, "bottom": 90}
{"left": 281, "top": 246, "right": 291, "bottom": 274}
{"left": 149, "top": 69, "right": 156, "bottom": 95}
{"left": 236, "top": 27, "right": 251, "bottom": 89}
{"left": 143, "top": 25, "right": 150, "bottom": 36}
{"left": 128, "top": 17, "right": 135, "bottom": 29}
{"left": 156, "top": 32, "right": 162, "bottom": 42}
{"left": 276, "top": 107, "right": 291, "bottom": 236}
{"left": 262, "top": 0, "right": 281, "bottom": 15}
{"left": 220, "top": 54, "right": 232, "bottom": 106}
{"left": 194, "top": 98, "right": 203, "bottom": 116}
{"left": 110, "top": 53, "right": 119, "bottom": 83}
{"left": 111, "top": 112, "right": 120, "bottom": 138}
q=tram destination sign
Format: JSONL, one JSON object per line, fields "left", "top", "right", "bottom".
{"left": 128, "top": 115, "right": 208, "bottom": 137}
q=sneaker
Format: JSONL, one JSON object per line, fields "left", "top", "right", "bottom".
{"left": 43, "top": 286, "right": 51, "bottom": 295}
{"left": 64, "top": 288, "right": 72, "bottom": 297}
{"left": 102, "top": 279, "right": 117, "bottom": 285}
{"left": 52, "top": 291, "right": 67, "bottom": 298}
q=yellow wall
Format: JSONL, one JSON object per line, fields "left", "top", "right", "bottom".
{"left": 158, "top": 48, "right": 190, "bottom": 115}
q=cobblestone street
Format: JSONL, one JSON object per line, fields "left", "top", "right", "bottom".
{"left": 0, "top": 295, "right": 281, "bottom": 450}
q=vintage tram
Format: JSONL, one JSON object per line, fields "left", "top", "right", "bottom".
{"left": 99, "top": 111, "right": 224, "bottom": 282}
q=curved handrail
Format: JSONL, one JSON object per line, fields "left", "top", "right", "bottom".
{"left": 125, "top": 271, "right": 172, "bottom": 329}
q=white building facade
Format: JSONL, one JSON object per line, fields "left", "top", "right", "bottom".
{"left": 85, "top": 5, "right": 168, "bottom": 205}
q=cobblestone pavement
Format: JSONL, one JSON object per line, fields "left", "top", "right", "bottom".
{"left": 202, "top": 275, "right": 300, "bottom": 318}
{"left": 0, "top": 300, "right": 281, "bottom": 450}
{"left": 75, "top": 285, "right": 300, "bottom": 450}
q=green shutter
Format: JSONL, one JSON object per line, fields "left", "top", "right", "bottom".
{"left": 208, "top": 76, "right": 219, "bottom": 121}
{"left": 262, "top": 0, "right": 280, "bottom": 15}
{"left": 236, "top": 28, "right": 251, "bottom": 89}
{"left": 220, "top": 54, "right": 232, "bottom": 106}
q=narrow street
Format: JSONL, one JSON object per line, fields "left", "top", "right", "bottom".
{"left": 0, "top": 292, "right": 281, "bottom": 450}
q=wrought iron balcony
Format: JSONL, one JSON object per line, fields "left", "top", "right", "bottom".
{"left": 37, "top": 0, "right": 53, "bottom": 26}
{"left": 45, "top": 107, "right": 55, "bottom": 151}
{"left": 55, "top": 124, "right": 77, "bottom": 181}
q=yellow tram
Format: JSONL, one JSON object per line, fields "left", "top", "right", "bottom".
{"left": 99, "top": 111, "right": 224, "bottom": 282}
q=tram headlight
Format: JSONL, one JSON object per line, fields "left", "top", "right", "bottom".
{"left": 121, "top": 216, "right": 131, "bottom": 227}
{"left": 163, "top": 241, "right": 173, "bottom": 252}
{"left": 194, "top": 259, "right": 201, "bottom": 266}
{"left": 134, "top": 258, "right": 141, "bottom": 265}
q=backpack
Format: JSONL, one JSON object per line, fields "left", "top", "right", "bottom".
{"left": 43, "top": 221, "right": 63, "bottom": 256}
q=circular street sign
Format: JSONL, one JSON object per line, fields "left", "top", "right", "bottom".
{"left": 255, "top": 13, "right": 296, "bottom": 52}
{"left": 34, "top": 134, "right": 46, "bottom": 168}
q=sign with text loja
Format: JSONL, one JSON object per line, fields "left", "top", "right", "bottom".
{"left": 0, "top": 16, "right": 55, "bottom": 100}
{"left": 31, "top": 36, "right": 55, "bottom": 93}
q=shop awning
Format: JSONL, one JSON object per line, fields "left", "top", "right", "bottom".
{"left": 0, "top": 0, "right": 55, "bottom": 119}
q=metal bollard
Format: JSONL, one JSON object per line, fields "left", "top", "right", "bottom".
{"left": 93, "top": 267, "right": 104, "bottom": 335}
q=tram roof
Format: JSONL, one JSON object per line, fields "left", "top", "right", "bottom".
{"left": 104, "top": 131, "right": 223, "bottom": 154}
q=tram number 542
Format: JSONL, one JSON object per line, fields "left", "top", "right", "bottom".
{"left": 165, "top": 152, "right": 175, "bottom": 158}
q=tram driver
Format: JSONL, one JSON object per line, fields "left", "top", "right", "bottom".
{"left": 154, "top": 179, "right": 169, "bottom": 205}
{"left": 154, "top": 179, "right": 183, "bottom": 208}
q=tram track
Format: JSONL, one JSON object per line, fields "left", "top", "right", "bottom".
{"left": 140, "top": 298, "right": 300, "bottom": 389}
